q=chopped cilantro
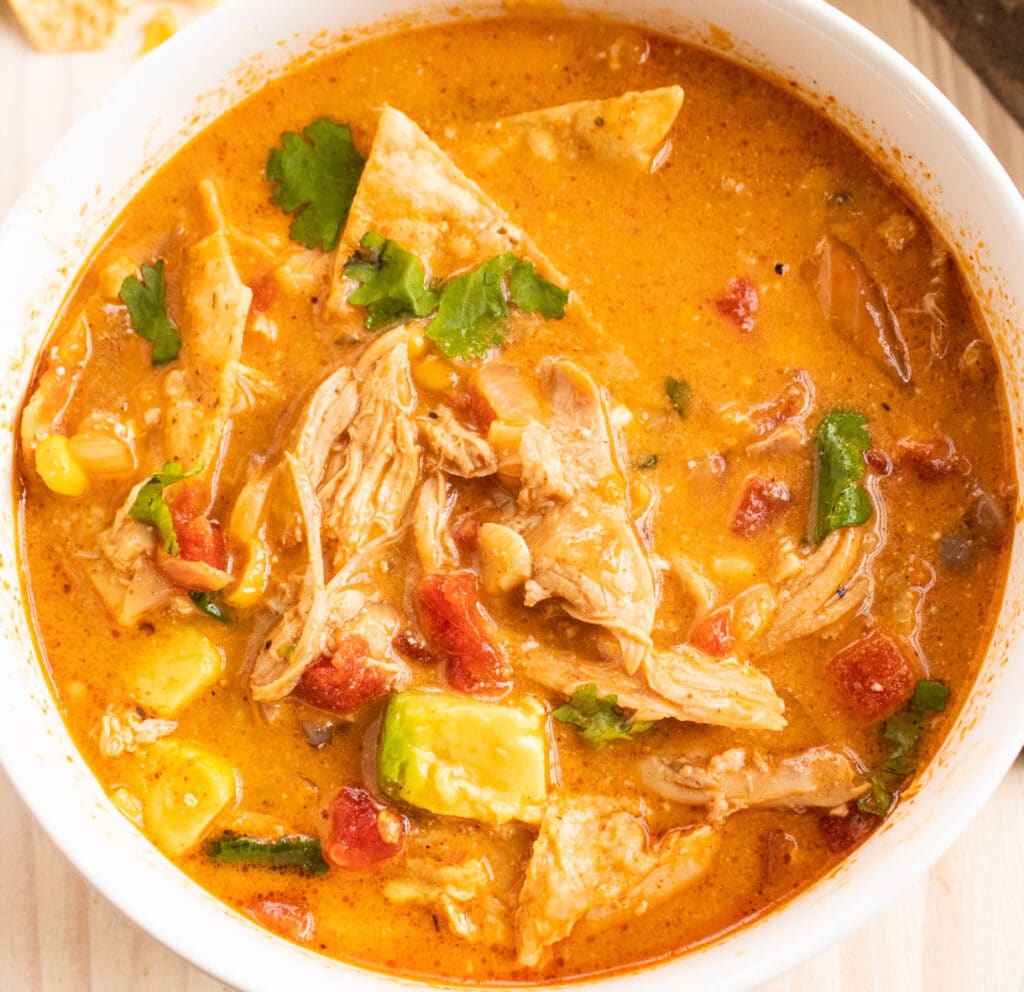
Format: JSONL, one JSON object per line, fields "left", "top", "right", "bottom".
{"left": 119, "top": 260, "right": 181, "bottom": 365}
{"left": 128, "top": 460, "right": 203, "bottom": 555}
{"left": 552, "top": 684, "right": 652, "bottom": 748}
{"left": 814, "top": 410, "right": 873, "bottom": 543}
{"left": 204, "top": 832, "right": 329, "bottom": 876}
{"left": 343, "top": 232, "right": 439, "bottom": 330}
{"left": 507, "top": 258, "right": 569, "bottom": 318}
{"left": 266, "top": 118, "right": 365, "bottom": 251}
{"left": 665, "top": 376, "right": 691, "bottom": 418}
{"left": 426, "top": 254, "right": 514, "bottom": 358}
{"left": 857, "top": 678, "right": 950, "bottom": 817}
{"left": 189, "top": 591, "right": 232, "bottom": 624}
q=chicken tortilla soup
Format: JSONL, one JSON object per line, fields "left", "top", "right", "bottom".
{"left": 15, "top": 11, "right": 1014, "bottom": 984}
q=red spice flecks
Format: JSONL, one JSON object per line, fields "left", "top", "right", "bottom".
{"left": 245, "top": 897, "right": 315, "bottom": 942}
{"left": 730, "top": 477, "right": 792, "bottom": 537}
{"left": 326, "top": 786, "right": 407, "bottom": 869}
{"left": 716, "top": 276, "right": 759, "bottom": 332}
{"left": 292, "top": 635, "right": 390, "bottom": 714}
{"left": 828, "top": 630, "right": 916, "bottom": 719}
{"left": 415, "top": 571, "right": 512, "bottom": 697}
{"left": 691, "top": 607, "right": 736, "bottom": 657}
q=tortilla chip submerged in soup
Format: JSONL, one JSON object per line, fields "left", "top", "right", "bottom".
{"left": 15, "top": 12, "right": 1014, "bottom": 984}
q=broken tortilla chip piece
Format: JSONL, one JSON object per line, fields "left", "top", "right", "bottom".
{"left": 9, "top": 0, "right": 133, "bottom": 52}
{"left": 469, "top": 86, "right": 684, "bottom": 170}
{"left": 325, "top": 106, "right": 567, "bottom": 316}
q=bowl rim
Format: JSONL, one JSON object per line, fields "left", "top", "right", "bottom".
{"left": 1, "top": 1, "right": 1023, "bottom": 990}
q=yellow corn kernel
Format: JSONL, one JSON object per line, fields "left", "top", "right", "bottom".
{"left": 132, "top": 627, "right": 225, "bottom": 718}
{"left": 97, "top": 255, "right": 137, "bottom": 300}
{"left": 413, "top": 354, "right": 459, "bottom": 393}
{"left": 141, "top": 740, "right": 237, "bottom": 857}
{"left": 630, "top": 477, "right": 652, "bottom": 512}
{"left": 140, "top": 8, "right": 178, "bottom": 54}
{"left": 596, "top": 472, "right": 625, "bottom": 504}
{"left": 68, "top": 431, "right": 136, "bottom": 479}
{"left": 406, "top": 330, "right": 430, "bottom": 361}
{"left": 225, "top": 537, "right": 271, "bottom": 608}
{"left": 35, "top": 434, "right": 88, "bottom": 496}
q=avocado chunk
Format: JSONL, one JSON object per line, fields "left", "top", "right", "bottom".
{"left": 378, "top": 691, "right": 549, "bottom": 825}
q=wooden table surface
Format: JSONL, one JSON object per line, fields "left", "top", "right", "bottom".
{"left": 1, "top": 1, "right": 1022, "bottom": 989}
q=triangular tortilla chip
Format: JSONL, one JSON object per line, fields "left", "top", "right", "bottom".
{"left": 325, "top": 106, "right": 566, "bottom": 315}
{"left": 468, "top": 86, "right": 684, "bottom": 170}
{"left": 9, "top": 0, "right": 132, "bottom": 52}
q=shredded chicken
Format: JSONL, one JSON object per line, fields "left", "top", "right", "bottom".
{"left": 515, "top": 795, "right": 718, "bottom": 966}
{"left": 97, "top": 707, "right": 177, "bottom": 758}
{"left": 420, "top": 405, "right": 498, "bottom": 478}
{"left": 413, "top": 473, "right": 458, "bottom": 573}
{"left": 641, "top": 746, "right": 869, "bottom": 820}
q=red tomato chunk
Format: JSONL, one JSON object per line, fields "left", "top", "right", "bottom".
{"left": 168, "top": 478, "right": 227, "bottom": 569}
{"left": 245, "top": 897, "right": 315, "bottom": 942}
{"left": 249, "top": 271, "right": 279, "bottom": 314}
{"left": 730, "top": 477, "right": 791, "bottom": 537}
{"left": 293, "top": 635, "right": 389, "bottom": 714}
{"left": 691, "top": 607, "right": 735, "bottom": 657}
{"left": 828, "top": 630, "right": 915, "bottom": 719}
{"left": 415, "top": 571, "right": 513, "bottom": 696}
{"left": 818, "top": 808, "right": 876, "bottom": 853}
{"left": 327, "top": 786, "right": 407, "bottom": 869}
{"left": 895, "top": 435, "right": 970, "bottom": 480}
{"left": 716, "top": 276, "right": 759, "bottom": 332}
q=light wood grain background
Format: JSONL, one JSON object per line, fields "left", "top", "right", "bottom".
{"left": 1, "top": 1, "right": 1022, "bottom": 989}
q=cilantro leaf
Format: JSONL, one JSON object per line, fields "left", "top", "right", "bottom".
{"left": 426, "top": 254, "right": 516, "bottom": 358}
{"left": 665, "top": 376, "right": 691, "bottom": 418}
{"left": 343, "top": 232, "right": 439, "bottom": 330}
{"left": 119, "top": 261, "right": 181, "bottom": 365}
{"left": 189, "top": 591, "right": 232, "bottom": 624}
{"left": 814, "top": 410, "right": 873, "bottom": 542}
{"left": 507, "top": 259, "right": 569, "bottom": 318}
{"left": 128, "top": 460, "right": 203, "bottom": 555}
{"left": 552, "top": 684, "right": 653, "bottom": 748}
{"left": 266, "top": 118, "right": 365, "bottom": 251}
{"left": 857, "top": 679, "right": 949, "bottom": 817}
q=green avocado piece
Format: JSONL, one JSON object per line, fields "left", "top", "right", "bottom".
{"left": 378, "top": 691, "right": 549, "bottom": 825}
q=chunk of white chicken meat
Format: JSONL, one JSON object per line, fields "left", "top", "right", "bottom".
{"left": 511, "top": 639, "right": 785, "bottom": 732}
{"left": 515, "top": 795, "right": 719, "bottom": 966}
{"left": 413, "top": 473, "right": 458, "bottom": 574}
{"left": 384, "top": 855, "right": 514, "bottom": 947}
{"left": 641, "top": 746, "right": 869, "bottom": 821}
{"left": 318, "top": 328, "right": 421, "bottom": 578}
{"left": 754, "top": 524, "right": 875, "bottom": 657}
{"left": 419, "top": 405, "right": 498, "bottom": 478}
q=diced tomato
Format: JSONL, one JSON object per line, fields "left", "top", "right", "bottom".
{"left": 167, "top": 477, "right": 211, "bottom": 531}
{"left": 818, "top": 807, "right": 876, "bottom": 853}
{"left": 249, "top": 272, "right": 279, "bottom": 314}
{"left": 730, "top": 477, "right": 791, "bottom": 537}
{"left": 245, "top": 897, "right": 315, "bottom": 942}
{"left": 895, "top": 435, "right": 970, "bottom": 480}
{"left": 176, "top": 516, "right": 228, "bottom": 570}
{"left": 327, "top": 786, "right": 407, "bottom": 869}
{"left": 828, "top": 630, "right": 915, "bottom": 719}
{"left": 864, "top": 447, "right": 893, "bottom": 476}
{"left": 392, "top": 627, "right": 436, "bottom": 664}
{"left": 443, "top": 384, "right": 496, "bottom": 434}
{"left": 415, "top": 571, "right": 512, "bottom": 697}
{"left": 748, "top": 369, "right": 812, "bottom": 438}
{"left": 293, "top": 635, "right": 389, "bottom": 714}
{"left": 691, "top": 607, "right": 736, "bottom": 657}
{"left": 716, "top": 276, "right": 759, "bottom": 332}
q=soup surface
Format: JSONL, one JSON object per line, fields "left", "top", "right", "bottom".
{"left": 16, "top": 12, "right": 1014, "bottom": 984}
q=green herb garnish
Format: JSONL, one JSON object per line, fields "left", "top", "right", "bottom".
{"left": 506, "top": 258, "right": 569, "bottom": 318}
{"left": 552, "top": 684, "right": 652, "bottom": 748}
{"left": 343, "top": 232, "right": 439, "bottom": 330}
{"left": 119, "top": 260, "right": 181, "bottom": 365}
{"left": 128, "top": 460, "right": 203, "bottom": 555}
{"left": 665, "top": 377, "right": 691, "bottom": 418}
{"left": 857, "top": 679, "right": 950, "bottom": 817}
{"left": 203, "top": 832, "right": 329, "bottom": 876}
{"left": 189, "top": 591, "right": 232, "bottom": 624}
{"left": 814, "top": 410, "right": 873, "bottom": 543}
{"left": 266, "top": 118, "right": 365, "bottom": 251}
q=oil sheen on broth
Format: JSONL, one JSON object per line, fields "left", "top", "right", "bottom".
{"left": 16, "top": 13, "right": 1013, "bottom": 984}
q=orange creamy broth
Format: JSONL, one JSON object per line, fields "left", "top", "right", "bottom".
{"left": 16, "top": 12, "right": 1014, "bottom": 985}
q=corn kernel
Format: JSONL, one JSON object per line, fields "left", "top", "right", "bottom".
{"left": 35, "top": 434, "right": 88, "bottom": 496}
{"left": 630, "top": 477, "right": 652, "bottom": 512}
{"left": 413, "top": 354, "right": 459, "bottom": 392}
{"left": 225, "top": 537, "right": 272, "bottom": 608}
{"left": 68, "top": 431, "right": 136, "bottom": 478}
{"left": 406, "top": 330, "right": 430, "bottom": 361}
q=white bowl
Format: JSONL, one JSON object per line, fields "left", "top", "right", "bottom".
{"left": 1, "top": 1, "right": 1022, "bottom": 990}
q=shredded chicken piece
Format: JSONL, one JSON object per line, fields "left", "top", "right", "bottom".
{"left": 518, "top": 421, "right": 572, "bottom": 509}
{"left": 641, "top": 746, "right": 869, "bottom": 820}
{"left": 670, "top": 555, "right": 718, "bottom": 619}
{"left": 413, "top": 473, "right": 458, "bottom": 573}
{"left": 385, "top": 856, "right": 513, "bottom": 946}
{"left": 420, "top": 406, "right": 498, "bottom": 478}
{"left": 97, "top": 708, "right": 177, "bottom": 758}
{"left": 515, "top": 795, "right": 718, "bottom": 966}
{"left": 290, "top": 366, "right": 360, "bottom": 488}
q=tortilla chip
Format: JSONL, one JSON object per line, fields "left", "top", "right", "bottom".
{"left": 326, "top": 106, "right": 566, "bottom": 316}
{"left": 8, "top": 0, "right": 133, "bottom": 52}
{"left": 470, "top": 86, "right": 684, "bottom": 170}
